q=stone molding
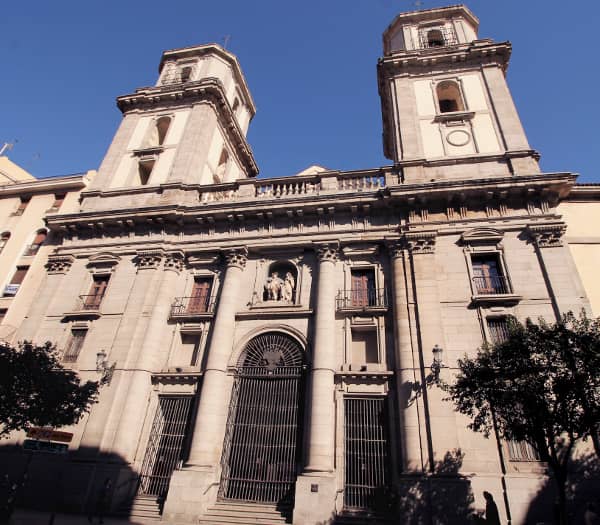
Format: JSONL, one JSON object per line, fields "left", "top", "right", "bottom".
{"left": 134, "top": 250, "right": 164, "bottom": 270}
{"left": 528, "top": 223, "right": 567, "bottom": 248}
{"left": 405, "top": 231, "right": 437, "bottom": 254}
{"left": 385, "top": 239, "right": 405, "bottom": 259}
{"left": 315, "top": 244, "right": 339, "bottom": 263}
{"left": 224, "top": 247, "right": 248, "bottom": 269}
{"left": 46, "top": 255, "right": 74, "bottom": 274}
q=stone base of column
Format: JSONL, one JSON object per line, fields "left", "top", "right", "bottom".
{"left": 293, "top": 473, "right": 337, "bottom": 525}
{"left": 162, "top": 467, "right": 218, "bottom": 523}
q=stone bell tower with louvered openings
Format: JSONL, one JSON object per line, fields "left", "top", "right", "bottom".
{"left": 378, "top": 4, "right": 540, "bottom": 184}
{"left": 81, "top": 44, "right": 258, "bottom": 213}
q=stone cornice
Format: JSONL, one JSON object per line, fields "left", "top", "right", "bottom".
{"left": 116, "top": 77, "right": 258, "bottom": 177}
{"left": 527, "top": 222, "right": 567, "bottom": 248}
{"left": 45, "top": 173, "right": 576, "bottom": 236}
{"left": 0, "top": 173, "right": 90, "bottom": 197}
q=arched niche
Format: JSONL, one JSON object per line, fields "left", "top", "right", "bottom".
{"left": 263, "top": 260, "right": 298, "bottom": 303}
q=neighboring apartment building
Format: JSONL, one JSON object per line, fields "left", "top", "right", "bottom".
{"left": 0, "top": 157, "right": 95, "bottom": 342}
{"left": 1, "top": 5, "right": 597, "bottom": 525}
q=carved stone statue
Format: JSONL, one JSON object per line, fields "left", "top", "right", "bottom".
{"left": 265, "top": 272, "right": 284, "bottom": 301}
{"left": 281, "top": 272, "right": 295, "bottom": 302}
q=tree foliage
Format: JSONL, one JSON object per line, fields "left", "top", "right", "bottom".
{"left": 0, "top": 341, "right": 99, "bottom": 438}
{"left": 445, "top": 312, "right": 600, "bottom": 524}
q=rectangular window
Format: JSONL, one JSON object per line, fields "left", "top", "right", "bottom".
{"left": 350, "top": 269, "right": 376, "bottom": 307}
{"left": 487, "top": 317, "right": 510, "bottom": 344}
{"left": 178, "top": 333, "right": 201, "bottom": 366}
{"left": 507, "top": 440, "right": 541, "bottom": 462}
{"left": 187, "top": 277, "right": 213, "bottom": 314}
{"left": 25, "top": 231, "right": 47, "bottom": 256}
{"left": 13, "top": 197, "right": 30, "bottom": 216}
{"left": 49, "top": 194, "right": 65, "bottom": 212}
{"left": 351, "top": 329, "right": 378, "bottom": 364}
{"left": 0, "top": 309, "right": 7, "bottom": 324}
{"left": 63, "top": 329, "right": 87, "bottom": 363}
{"left": 83, "top": 275, "right": 110, "bottom": 309}
{"left": 471, "top": 254, "right": 508, "bottom": 294}
{"left": 3, "top": 266, "right": 29, "bottom": 296}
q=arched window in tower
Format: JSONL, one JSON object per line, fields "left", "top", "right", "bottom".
{"left": 180, "top": 66, "right": 193, "bottom": 83}
{"left": 427, "top": 29, "right": 445, "bottom": 47}
{"left": 156, "top": 116, "right": 171, "bottom": 146}
{"left": 137, "top": 159, "right": 155, "bottom": 186}
{"left": 436, "top": 81, "right": 465, "bottom": 113}
{"left": 232, "top": 98, "right": 240, "bottom": 114}
{"left": 214, "top": 148, "right": 229, "bottom": 183}
{"left": 0, "top": 232, "right": 10, "bottom": 254}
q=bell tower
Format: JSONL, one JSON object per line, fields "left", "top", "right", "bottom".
{"left": 378, "top": 4, "right": 540, "bottom": 183}
{"left": 87, "top": 44, "right": 258, "bottom": 196}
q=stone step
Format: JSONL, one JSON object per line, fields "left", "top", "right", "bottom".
{"left": 116, "top": 495, "right": 162, "bottom": 521}
{"left": 199, "top": 501, "right": 291, "bottom": 524}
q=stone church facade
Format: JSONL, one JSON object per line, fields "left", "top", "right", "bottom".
{"left": 2, "top": 5, "right": 596, "bottom": 524}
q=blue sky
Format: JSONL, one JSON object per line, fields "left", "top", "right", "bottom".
{"left": 0, "top": 1, "right": 598, "bottom": 182}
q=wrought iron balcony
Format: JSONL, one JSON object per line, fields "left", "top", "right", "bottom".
{"left": 472, "top": 275, "right": 511, "bottom": 295}
{"left": 336, "top": 288, "right": 387, "bottom": 311}
{"left": 74, "top": 294, "right": 105, "bottom": 311}
{"left": 23, "top": 244, "right": 42, "bottom": 256}
{"left": 170, "top": 296, "right": 215, "bottom": 318}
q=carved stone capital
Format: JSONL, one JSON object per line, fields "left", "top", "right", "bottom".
{"left": 385, "top": 239, "right": 405, "bottom": 260}
{"left": 46, "top": 255, "right": 74, "bottom": 274}
{"left": 164, "top": 251, "right": 185, "bottom": 273}
{"left": 315, "top": 243, "right": 339, "bottom": 263}
{"left": 224, "top": 247, "right": 248, "bottom": 269}
{"left": 405, "top": 232, "right": 437, "bottom": 255}
{"left": 134, "top": 250, "right": 163, "bottom": 270}
{"left": 528, "top": 223, "right": 566, "bottom": 248}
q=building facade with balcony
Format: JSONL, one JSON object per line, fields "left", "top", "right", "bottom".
{"left": 2, "top": 5, "right": 598, "bottom": 525}
{"left": 0, "top": 158, "right": 95, "bottom": 342}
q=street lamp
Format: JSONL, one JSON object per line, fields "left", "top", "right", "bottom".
{"left": 430, "top": 344, "right": 445, "bottom": 383}
{"left": 96, "top": 350, "right": 114, "bottom": 385}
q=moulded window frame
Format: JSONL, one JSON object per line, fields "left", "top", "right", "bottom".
{"left": 432, "top": 77, "right": 469, "bottom": 116}
{"left": 339, "top": 263, "right": 387, "bottom": 312}
{"left": 24, "top": 229, "right": 48, "bottom": 257}
{"left": 466, "top": 249, "right": 512, "bottom": 295}
{"left": 417, "top": 20, "right": 457, "bottom": 49}
{"left": 62, "top": 324, "right": 89, "bottom": 364}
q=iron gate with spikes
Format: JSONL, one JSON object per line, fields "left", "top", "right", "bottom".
{"left": 344, "top": 396, "right": 390, "bottom": 511}
{"left": 219, "top": 332, "right": 304, "bottom": 503}
{"left": 138, "top": 396, "right": 192, "bottom": 498}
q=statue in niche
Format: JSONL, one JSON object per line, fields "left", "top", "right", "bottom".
{"left": 281, "top": 272, "right": 295, "bottom": 302}
{"left": 265, "top": 271, "right": 284, "bottom": 301}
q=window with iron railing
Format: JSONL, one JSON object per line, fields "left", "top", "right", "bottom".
{"left": 487, "top": 317, "right": 510, "bottom": 345}
{"left": 24, "top": 231, "right": 47, "bottom": 256}
{"left": 77, "top": 275, "right": 110, "bottom": 310}
{"left": 471, "top": 254, "right": 511, "bottom": 295}
{"left": 507, "top": 439, "right": 541, "bottom": 462}
{"left": 418, "top": 26, "right": 458, "bottom": 49}
{"left": 337, "top": 269, "right": 386, "bottom": 309}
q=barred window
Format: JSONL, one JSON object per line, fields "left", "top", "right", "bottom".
{"left": 507, "top": 439, "right": 541, "bottom": 462}
{"left": 487, "top": 317, "right": 510, "bottom": 344}
{"left": 63, "top": 329, "right": 87, "bottom": 363}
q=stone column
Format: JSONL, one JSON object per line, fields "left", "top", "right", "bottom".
{"left": 111, "top": 251, "right": 184, "bottom": 463}
{"left": 388, "top": 241, "right": 426, "bottom": 473}
{"left": 406, "top": 232, "right": 459, "bottom": 468}
{"left": 293, "top": 244, "right": 338, "bottom": 525}
{"left": 16, "top": 255, "right": 74, "bottom": 342}
{"left": 528, "top": 223, "right": 591, "bottom": 319}
{"left": 186, "top": 247, "right": 248, "bottom": 467}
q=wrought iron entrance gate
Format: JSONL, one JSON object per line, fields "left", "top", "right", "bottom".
{"left": 344, "top": 397, "right": 390, "bottom": 511}
{"left": 219, "top": 333, "right": 304, "bottom": 503}
{"left": 138, "top": 396, "right": 192, "bottom": 497}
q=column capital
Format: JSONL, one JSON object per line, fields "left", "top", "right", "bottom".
{"left": 134, "top": 250, "right": 163, "bottom": 270}
{"left": 527, "top": 223, "right": 566, "bottom": 248}
{"left": 385, "top": 239, "right": 405, "bottom": 259}
{"left": 224, "top": 247, "right": 248, "bottom": 269}
{"left": 315, "top": 243, "right": 339, "bottom": 263}
{"left": 45, "top": 254, "right": 74, "bottom": 274}
{"left": 164, "top": 251, "right": 185, "bottom": 273}
{"left": 405, "top": 231, "right": 437, "bottom": 255}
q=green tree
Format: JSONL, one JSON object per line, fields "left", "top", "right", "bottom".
{"left": 0, "top": 341, "right": 99, "bottom": 438}
{"left": 445, "top": 312, "right": 600, "bottom": 525}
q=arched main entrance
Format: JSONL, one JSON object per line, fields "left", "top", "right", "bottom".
{"left": 219, "top": 332, "right": 305, "bottom": 503}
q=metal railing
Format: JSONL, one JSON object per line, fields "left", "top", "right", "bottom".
{"left": 344, "top": 397, "right": 390, "bottom": 511}
{"left": 74, "top": 294, "right": 105, "bottom": 311}
{"left": 170, "top": 296, "right": 215, "bottom": 316}
{"left": 23, "top": 243, "right": 42, "bottom": 256}
{"left": 336, "top": 289, "right": 387, "bottom": 310}
{"left": 507, "top": 440, "right": 541, "bottom": 462}
{"left": 472, "top": 275, "right": 510, "bottom": 295}
{"left": 488, "top": 318, "right": 510, "bottom": 344}
{"left": 417, "top": 26, "right": 458, "bottom": 49}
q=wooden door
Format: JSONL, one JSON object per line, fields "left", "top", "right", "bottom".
{"left": 188, "top": 278, "right": 212, "bottom": 313}
{"left": 351, "top": 270, "right": 375, "bottom": 307}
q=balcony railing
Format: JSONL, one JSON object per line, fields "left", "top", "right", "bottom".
{"left": 472, "top": 275, "right": 510, "bottom": 295}
{"left": 74, "top": 294, "right": 105, "bottom": 311}
{"left": 3, "top": 284, "right": 20, "bottom": 297}
{"left": 170, "top": 296, "right": 215, "bottom": 317}
{"left": 23, "top": 244, "right": 42, "bottom": 256}
{"left": 336, "top": 289, "right": 387, "bottom": 310}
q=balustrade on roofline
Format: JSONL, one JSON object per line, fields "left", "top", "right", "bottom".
{"left": 197, "top": 171, "right": 387, "bottom": 204}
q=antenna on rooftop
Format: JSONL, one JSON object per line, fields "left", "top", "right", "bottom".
{"left": 413, "top": 0, "right": 423, "bottom": 6}
{"left": 222, "top": 35, "right": 231, "bottom": 49}
{"left": 0, "top": 141, "right": 15, "bottom": 156}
